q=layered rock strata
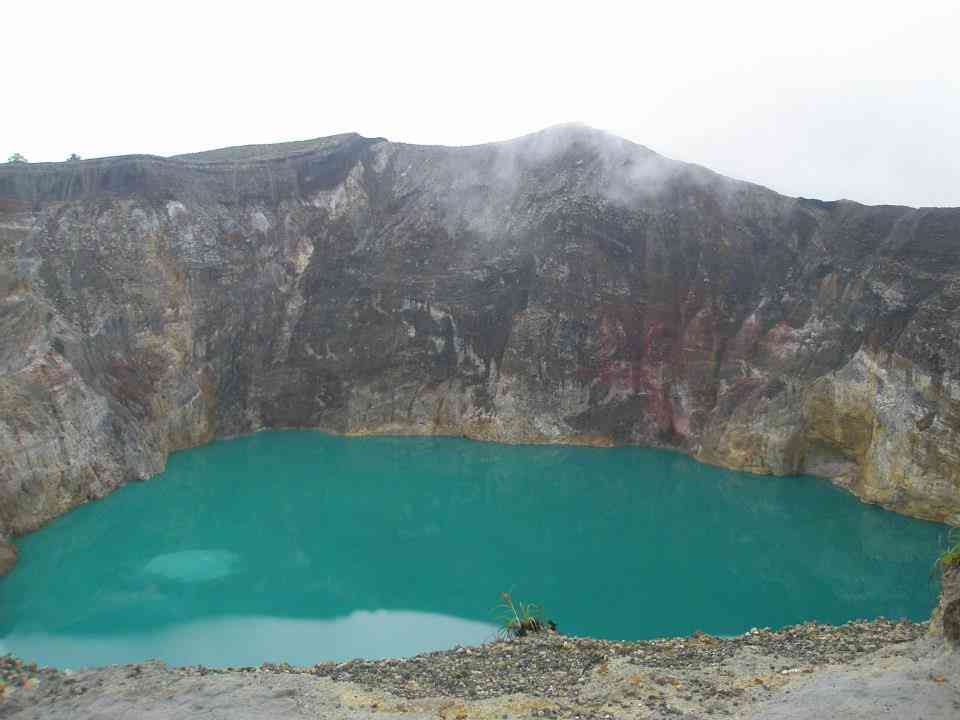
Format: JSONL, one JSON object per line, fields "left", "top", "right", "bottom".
{"left": 2, "top": 127, "right": 959, "bottom": 570}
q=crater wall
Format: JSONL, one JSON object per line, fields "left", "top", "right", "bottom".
{"left": 2, "top": 127, "right": 959, "bottom": 568}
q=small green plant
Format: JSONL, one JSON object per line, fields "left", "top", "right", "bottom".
{"left": 935, "top": 528, "right": 960, "bottom": 573}
{"left": 7, "top": 153, "right": 27, "bottom": 164}
{"left": 496, "top": 592, "right": 554, "bottom": 638}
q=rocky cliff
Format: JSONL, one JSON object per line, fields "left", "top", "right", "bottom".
{"left": 2, "top": 126, "right": 959, "bottom": 568}
{"left": 930, "top": 563, "right": 960, "bottom": 645}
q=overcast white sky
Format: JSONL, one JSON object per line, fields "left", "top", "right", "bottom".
{"left": 3, "top": 0, "right": 958, "bottom": 207}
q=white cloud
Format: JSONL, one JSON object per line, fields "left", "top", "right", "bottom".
{"left": 3, "top": 0, "right": 958, "bottom": 206}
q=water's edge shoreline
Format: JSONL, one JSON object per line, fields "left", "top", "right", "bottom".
{"left": 3, "top": 617, "right": 958, "bottom": 719}
{"left": 2, "top": 431, "right": 957, "bottom": 717}
{"left": 2, "top": 424, "right": 954, "bottom": 580}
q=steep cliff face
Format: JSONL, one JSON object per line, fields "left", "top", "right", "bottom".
{"left": 929, "top": 564, "right": 960, "bottom": 645}
{"left": 1, "top": 126, "right": 958, "bottom": 565}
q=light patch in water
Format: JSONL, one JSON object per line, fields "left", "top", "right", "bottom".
{"left": 0, "top": 611, "right": 498, "bottom": 668}
{"left": 143, "top": 550, "right": 241, "bottom": 583}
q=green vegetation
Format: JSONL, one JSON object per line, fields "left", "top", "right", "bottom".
{"left": 936, "top": 528, "right": 960, "bottom": 573}
{"left": 496, "top": 592, "right": 553, "bottom": 638}
{"left": 7, "top": 153, "right": 27, "bottom": 163}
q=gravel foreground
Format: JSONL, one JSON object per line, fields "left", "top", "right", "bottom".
{"left": 0, "top": 619, "right": 957, "bottom": 719}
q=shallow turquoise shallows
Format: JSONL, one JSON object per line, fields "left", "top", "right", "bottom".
{"left": 0, "top": 432, "right": 944, "bottom": 668}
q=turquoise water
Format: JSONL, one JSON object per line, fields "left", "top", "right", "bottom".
{"left": 0, "top": 432, "right": 943, "bottom": 668}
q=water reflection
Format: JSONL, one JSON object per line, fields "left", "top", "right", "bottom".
{"left": 0, "top": 611, "right": 498, "bottom": 668}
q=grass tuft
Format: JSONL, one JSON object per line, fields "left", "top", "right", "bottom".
{"left": 495, "top": 592, "right": 553, "bottom": 638}
{"left": 935, "top": 528, "right": 960, "bottom": 574}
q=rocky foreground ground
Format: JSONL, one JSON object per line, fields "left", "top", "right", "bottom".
{"left": 1, "top": 619, "right": 957, "bottom": 719}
